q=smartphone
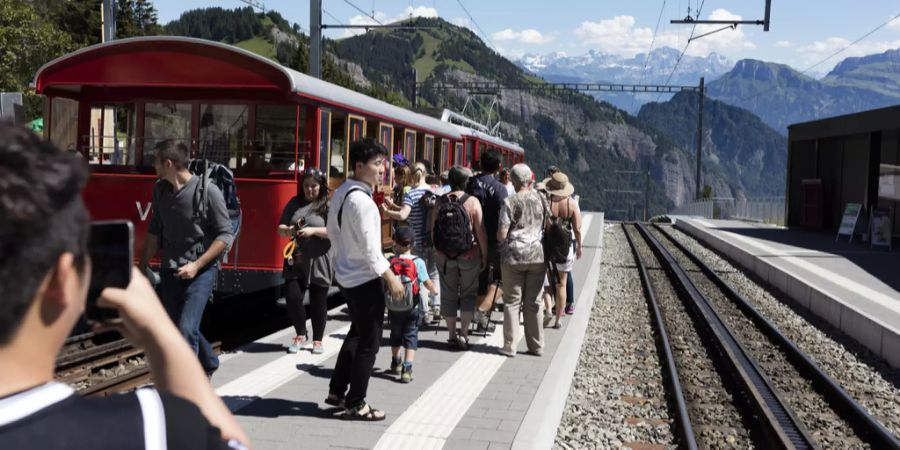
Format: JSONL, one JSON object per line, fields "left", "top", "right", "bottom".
{"left": 85, "top": 221, "right": 134, "bottom": 322}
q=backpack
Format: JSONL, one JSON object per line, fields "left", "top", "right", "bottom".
{"left": 433, "top": 194, "right": 474, "bottom": 259}
{"left": 189, "top": 159, "right": 242, "bottom": 251}
{"left": 543, "top": 199, "right": 573, "bottom": 264}
{"left": 385, "top": 256, "right": 421, "bottom": 312}
{"left": 465, "top": 176, "right": 490, "bottom": 208}
{"left": 418, "top": 189, "right": 438, "bottom": 245}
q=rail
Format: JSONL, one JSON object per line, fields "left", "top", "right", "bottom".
{"left": 654, "top": 224, "right": 900, "bottom": 448}
{"left": 622, "top": 224, "right": 698, "bottom": 450}
{"left": 636, "top": 223, "right": 817, "bottom": 449}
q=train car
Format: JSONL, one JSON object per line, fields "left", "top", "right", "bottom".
{"left": 32, "top": 36, "right": 524, "bottom": 295}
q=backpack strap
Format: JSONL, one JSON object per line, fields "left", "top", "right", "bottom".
{"left": 337, "top": 187, "right": 367, "bottom": 229}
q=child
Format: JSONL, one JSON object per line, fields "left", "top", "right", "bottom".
{"left": 388, "top": 227, "right": 438, "bottom": 383}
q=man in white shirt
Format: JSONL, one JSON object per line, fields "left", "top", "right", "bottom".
{"left": 326, "top": 138, "right": 404, "bottom": 421}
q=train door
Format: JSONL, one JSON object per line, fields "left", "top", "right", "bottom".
{"left": 378, "top": 123, "right": 394, "bottom": 188}
{"left": 439, "top": 139, "right": 450, "bottom": 173}
{"left": 318, "top": 109, "right": 332, "bottom": 176}
{"left": 464, "top": 139, "right": 475, "bottom": 168}
{"left": 327, "top": 112, "right": 347, "bottom": 192}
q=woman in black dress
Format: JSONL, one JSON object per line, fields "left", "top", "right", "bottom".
{"left": 277, "top": 169, "right": 334, "bottom": 354}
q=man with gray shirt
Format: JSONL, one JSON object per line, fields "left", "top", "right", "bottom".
{"left": 139, "top": 141, "right": 234, "bottom": 376}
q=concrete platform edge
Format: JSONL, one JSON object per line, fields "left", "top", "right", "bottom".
{"left": 511, "top": 213, "right": 606, "bottom": 450}
{"left": 674, "top": 217, "right": 900, "bottom": 369}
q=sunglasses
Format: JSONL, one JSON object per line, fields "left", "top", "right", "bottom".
{"left": 303, "top": 168, "right": 325, "bottom": 178}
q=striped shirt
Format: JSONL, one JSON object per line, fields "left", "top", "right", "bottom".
{"left": 403, "top": 186, "right": 432, "bottom": 244}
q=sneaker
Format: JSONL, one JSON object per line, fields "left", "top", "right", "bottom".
{"left": 287, "top": 335, "right": 306, "bottom": 354}
{"left": 565, "top": 305, "right": 575, "bottom": 315}
{"left": 401, "top": 365, "right": 413, "bottom": 383}
{"left": 543, "top": 314, "right": 554, "bottom": 328}
{"left": 498, "top": 347, "right": 515, "bottom": 357}
{"left": 390, "top": 358, "right": 403, "bottom": 376}
{"left": 311, "top": 341, "right": 324, "bottom": 355}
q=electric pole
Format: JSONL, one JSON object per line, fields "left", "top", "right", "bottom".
{"left": 696, "top": 76, "right": 704, "bottom": 201}
{"left": 101, "top": 0, "right": 115, "bottom": 42}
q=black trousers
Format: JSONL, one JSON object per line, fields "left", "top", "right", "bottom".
{"left": 329, "top": 277, "right": 385, "bottom": 409}
{"left": 284, "top": 279, "right": 330, "bottom": 341}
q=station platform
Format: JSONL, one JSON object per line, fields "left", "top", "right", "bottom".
{"left": 211, "top": 213, "right": 605, "bottom": 450}
{"left": 673, "top": 216, "right": 900, "bottom": 369}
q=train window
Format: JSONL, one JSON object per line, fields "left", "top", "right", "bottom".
{"left": 454, "top": 142, "right": 463, "bottom": 166}
{"left": 144, "top": 103, "right": 192, "bottom": 167}
{"left": 198, "top": 104, "right": 249, "bottom": 168}
{"left": 424, "top": 135, "right": 435, "bottom": 167}
{"left": 49, "top": 97, "right": 78, "bottom": 154}
{"left": 440, "top": 139, "right": 450, "bottom": 173}
{"left": 348, "top": 115, "right": 365, "bottom": 141}
{"left": 329, "top": 114, "right": 346, "bottom": 179}
{"left": 378, "top": 123, "right": 393, "bottom": 186}
{"left": 254, "top": 104, "right": 300, "bottom": 173}
{"left": 465, "top": 140, "right": 475, "bottom": 167}
{"left": 86, "top": 104, "right": 136, "bottom": 166}
{"left": 318, "top": 110, "right": 331, "bottom": 175}
{"left": 404, "top": 130, "right": 416, "bottom": 163}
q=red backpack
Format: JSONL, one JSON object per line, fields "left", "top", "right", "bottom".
{"left": 385, "top": 256, "right": 421, "bottom": 312}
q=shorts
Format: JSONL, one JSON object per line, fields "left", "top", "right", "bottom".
{"left": 555, "top": 246, "right": 575, "bottom": 273}
{"left": 477, "top": 247, "right": 502, "bottom": 295}
{"left": 388, "top": 308, "right": 421, "bottom": 350}
{"left": 436, "top": 251, "right": 480, "bottom": 317}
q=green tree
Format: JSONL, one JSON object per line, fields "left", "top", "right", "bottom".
{"left": 0, "top": 0, "right": 75, "bottom": 92}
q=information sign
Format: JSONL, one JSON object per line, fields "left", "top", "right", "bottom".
{"left": 870, "top": 208, "right": 892, "bottom": 250}
{"left": 836, "top": 203, "right": 862, "bottom": 243}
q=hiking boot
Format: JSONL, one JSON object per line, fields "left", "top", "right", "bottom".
{"left": 390, "top": 358, "right": 403, "bottom": 376}
{"left": 401, "top": 365, "right": 413, "bottom": 383}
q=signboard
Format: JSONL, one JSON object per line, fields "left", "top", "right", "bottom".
{"left": 836, "top": 203, "right": 862, "bottom": 242}
{"left": 870, "top": 208, "right": 892, "bottom": 250}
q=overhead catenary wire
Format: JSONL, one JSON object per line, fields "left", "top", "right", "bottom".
{"left": 322, "top": 8, "right": 345, "bottom": 26}
{"left": 739, "top": 11, "right": 900, "bottom": 103}
{"left": 657, "top": 0, "right": 706, "bottom": 101}
{"left": 343, "top": 0, "right": 383, "bottom": 25}
{"left": 631, "top": 0, "right": 668, "bottom": 113}
{"left": 455, "top": 0, "right": 498, "bottom": 52}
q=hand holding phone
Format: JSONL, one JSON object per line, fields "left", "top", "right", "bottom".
{"left": 85, "top": 221, "right": 134, "bottom": 323}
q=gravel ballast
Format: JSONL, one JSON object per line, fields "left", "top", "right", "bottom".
{"left": 667, "top": 225, "right": 900, "bottom": 442}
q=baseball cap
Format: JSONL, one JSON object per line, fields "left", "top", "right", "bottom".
{"left": 393, "top": 227, "right": 415, "bottom": 246}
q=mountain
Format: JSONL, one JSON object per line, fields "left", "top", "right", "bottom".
{"left": 331, "top": 17, "right": 723, "bottom": 212}
{"left": 707, "top": 52, "right": 900, "bottom": 134}
{"left": 639, "top": 92, "right": 787, "bottom": 200}
{"left": 515, "top": 47, "right": 732, "bottom": 114}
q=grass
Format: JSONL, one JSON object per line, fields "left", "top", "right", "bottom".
{"left": 234, "top": 36, "right": 276, "bottom": 60}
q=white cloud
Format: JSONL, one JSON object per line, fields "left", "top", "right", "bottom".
{"left": 451, "top": 17, "right": 474, "bottom": 31}
{"left": 774, "top": 40, "right": 792, "bottom": 48}
{"left": 796, "top": 36, "right": 900, "bottom": 70}
{"left": 492, "top": 28, "right": 554, "bottom": 44}
{"left": 397, "top": 5, "right": 439, "bottom": 20}
{"left": 573, "top": 9, "right": 755, "bottom": 58}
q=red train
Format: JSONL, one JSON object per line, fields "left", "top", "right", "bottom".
{"left": 33, "top": 36, "right": 524, "bottom": 294}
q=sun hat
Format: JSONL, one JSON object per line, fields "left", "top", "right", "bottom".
{"left": 542, "top": 172, "right": 574, "bottom": 197}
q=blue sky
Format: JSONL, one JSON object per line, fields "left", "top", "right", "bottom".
{"left": 153, "top": 1, "right": 900, "bottom": 73}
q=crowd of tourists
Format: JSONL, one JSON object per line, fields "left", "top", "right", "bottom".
{"left": 0, "top": 124, "right": 583, "bottom": 447}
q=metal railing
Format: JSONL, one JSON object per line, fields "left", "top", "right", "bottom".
{"left": 670, "top": 197, "right": 785, "bottom": 226}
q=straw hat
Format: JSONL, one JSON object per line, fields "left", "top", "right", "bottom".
{"left": 542, "top": 172, "right": 574, "bottom": 197}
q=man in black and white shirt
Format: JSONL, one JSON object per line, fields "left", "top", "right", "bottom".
{"left": 0, "top": 124, "right": 249, "bottom": 449}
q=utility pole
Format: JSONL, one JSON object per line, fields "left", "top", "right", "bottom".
{"left": 101, "top": 0, "right": 115, "bottom": 42}
{"left": 696, "top": 76, "right": 704, "bottom": 201}
{"left": 644, "top": 163, "right": 650, "bottom": 221}
{"left": 411, "top": 68, "right": 418, "bottom": 109}
{"left": 309, "top": 0, "right": 323, "bottom": 78}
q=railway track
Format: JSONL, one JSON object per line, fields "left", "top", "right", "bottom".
{"left": 624, "top": 222, "right": 900, "bottom": 449}
{"left": 55, "top": 334, "right": 220, "bottom": 397}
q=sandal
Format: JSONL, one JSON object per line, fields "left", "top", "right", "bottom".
{"left": 324, "top": 393, "right": 345, "bottom": 408}
{"left": 337, "top": 403, "right": 386, "bottom": 421}
{"left": 456, "top": 335, "right": 470, "bottom": 351}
